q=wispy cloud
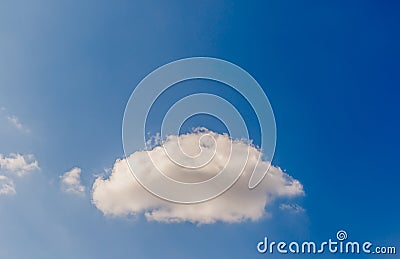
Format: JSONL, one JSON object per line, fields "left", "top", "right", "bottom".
{"left": 1, "top": 107, "right": 30, "bottom": 133}
{"left": 279, "top": 203, "right": 306, "bottom": 214}
{"left": 6, "top": 115, "right": 30, "bottom": 133}
{"left": 92, "top": 130, "right": 304, "bottom": 224}
{"left": 60, "top": 167, "right": 85, "bottom": 195}
{"left": 0, "top": 175, "right": 16, "bottom": 196}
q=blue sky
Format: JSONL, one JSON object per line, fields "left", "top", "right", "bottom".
{"left": 1, "top": 1, "right": 399, "bottom": 258}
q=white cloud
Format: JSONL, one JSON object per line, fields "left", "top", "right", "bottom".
{"left": 7, "top": 115, "right": 30, "bottom": 133}
{"left": 0, "top": 153, "right": 40, "bottom": 177}
{"left": 60, "top": 167, "right": 85, "bottom": 195}
{"left": 279, "top": 203, "right": 306, "bottom": 214}
{"left": 0, "top": 175, "right": 16, "bottom": 196}
{"left": 0, "top": 108, "right": 30, "bottom": 133}
{"left": 92, "top": 130, "right": 304, "bottom": 224}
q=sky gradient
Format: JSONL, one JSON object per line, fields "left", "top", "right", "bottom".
{"left": 1, "top": 1, "right": 399, "bottom": 258}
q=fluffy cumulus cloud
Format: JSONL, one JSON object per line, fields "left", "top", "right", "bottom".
{"left": 0, "top": 175, "right": 16, "bottom": 196}
{"left": 92, "top": 130, "right": 304, "bottom": 224}
{"left": 60, "top": 167, "right": 85, "bottom": 195}
{"left": 0, "top": 153, "right": 39, "bottom": 195}
{"left": 0, "top": 153, "right": 40, "bottom": 177}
